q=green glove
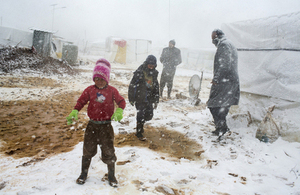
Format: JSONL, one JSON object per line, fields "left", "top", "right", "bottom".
{"left": 111, "top": 108, "right": 123, "bottom": 122}
{"left": 66, "top": 109, "right": 78, "bottom": 125}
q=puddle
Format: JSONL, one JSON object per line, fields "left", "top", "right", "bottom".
{"left": 115, "top": 125, "right": 204, "bottom": 160}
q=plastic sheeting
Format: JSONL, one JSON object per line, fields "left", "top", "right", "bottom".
{"left": 182, "top": 48, "right": 215, "bottom": 73}
{"left": 222, "top": 12, "right": 300, "bottom": 50}
{"left": 105, "top": 37, "right": 151, "bottom": 64}
{"left": 126, "top": 39, "right": 151, "bottom": 63}
{"left": 62, "top": 44, "right": 78, "bottom": 65}
{"left": 222, "top": 12, "right": 300, "bottom": 102}
{"left": 32, "top": 30, "right": 53, "bottom": 57}
{"left": 238, "top": 50, "right": 300, "bottom": 102}
{"left": 0, "top": 26, "right": 33, "bottom": 48}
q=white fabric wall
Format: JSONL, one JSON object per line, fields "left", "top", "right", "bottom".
{"left": 182, "top": 48, "right": 215, "bottom": 73}
{"left": 222, "top": 12, "right": 300, "bottom": 49}
{"left": 104, "top": 37, "right": 152, "bottom": 64}
{"left": 238, "top": 50, "right": 300, "bottom": 102}
{"left": 222, "top": 12, "right": 300, "bottom": 102}
{"left": 0, "top": 26, "right": 33, "bottom": 48}
{"left": 126, "top": 39, "right": 151, "bottom": 64}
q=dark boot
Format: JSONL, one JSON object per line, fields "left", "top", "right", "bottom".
{"left": 76, "top": 156, "right": 91, "bottom": 184}
{"left": 220, "top": 126, "right": 230, "bottom": 135}
{"left": 212, "top": 128, "right": 221, "bottom": 136}
{"left": 107, "top": 163, "right": 118, "bottom": 187}
{"left": 212, "top": 123, "right": 229, "bottom": 136}
{"left": 136, "top": 122, "right": 146, "bottom": 141}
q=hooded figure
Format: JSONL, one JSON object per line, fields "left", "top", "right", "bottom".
{"left": 159, "top": 40, "right": 182, "bottom": 99}
{"left": 207, "top": 29, "right": 240, "bottom": 136}
{"left": 128, "top": 55, "right": 159, "bottom": 140}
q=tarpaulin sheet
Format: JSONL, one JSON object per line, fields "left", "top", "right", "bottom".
{"left": 0, "top": 26, "right": 33, "bottom": 48}
{"left": 222, "top": 12, "right": 300, "bottom": 102}
{"left": 222, "top": 12, "right": 300, "bottom": 50}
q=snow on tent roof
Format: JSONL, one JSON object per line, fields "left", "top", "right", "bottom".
{"left": 221, "top": 12, "right": 300, "bottom": 102}
{"left": 0, "top": 26, "right": 33, "bottom": 48}
{"left": 221, "top": 12, "right": 300, "bottom": 50}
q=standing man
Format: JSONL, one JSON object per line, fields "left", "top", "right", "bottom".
{"left": 207, "top": 29, "right": 240, "bottom": 136}
{"left": 159, "top": 40, "right": 182, "bottom": 99}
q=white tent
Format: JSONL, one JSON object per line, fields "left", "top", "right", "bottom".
{"left": 0, "top": 26, "right": 33, "bottom": 48}
{"left": 181, "top": 48, "right": 215, "bottom": 73}
{"left": 81, "top": 37, "right": 152, "bottom": 65}
{"left": 105, "top": 36, "right": 152, "bottom": 64}
{"left": 222, "top": 12, "right": 300, "bottom": 102}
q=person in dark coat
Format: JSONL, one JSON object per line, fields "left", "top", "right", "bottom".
{"left": 207, "top": 29, "right": 240, "bottom": 136}
{"left": 128, "top": 55, "right": 160, "bottom": 141}
{"left": 159, "top": 40, "right": 182, "bottom": 99}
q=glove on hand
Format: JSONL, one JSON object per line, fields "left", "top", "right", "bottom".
{"left": 66, "top": 109, "right": 78, "bottom": 125}
{"left": 111, "top": 108, "right": 123, "bottom": 122}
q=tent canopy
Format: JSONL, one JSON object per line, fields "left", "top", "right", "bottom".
{"left": 222, "top": 12, "right": 300, "bottom": 102}
{"left": 0, "top": 26, "right": 33, "bottom": 48}
{"left": 222, "top": 12, "right": 300, "bottom": 50}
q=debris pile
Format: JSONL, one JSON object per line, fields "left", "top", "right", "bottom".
{"left": 0, "top": 45, "right": 79, "bottom": 76}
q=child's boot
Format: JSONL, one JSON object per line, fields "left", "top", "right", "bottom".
{"left": 136, "top": 122, "right": 146, "bottom": 141}
{"left": 107, "top": 163, "right": 118, "bottom": 187}
{"left": 76, "top": 156, "right": 91, "bottom": 184}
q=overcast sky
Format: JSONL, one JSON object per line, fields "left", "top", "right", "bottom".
{"left": 1, "top": 0, "right": 300, "bottom": 49}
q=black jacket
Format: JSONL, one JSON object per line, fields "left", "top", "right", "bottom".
{"left": 160, "top": 47, "right": 182, "bottom": 72}
{"left": 128, "top": 63, "right": 159, "bottom": 104}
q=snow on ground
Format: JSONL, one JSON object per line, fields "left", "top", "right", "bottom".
{"left": 1, "top": 61, "right": 300, "bottom": 195}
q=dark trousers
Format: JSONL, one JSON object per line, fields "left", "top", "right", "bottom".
{"left": 209, "top": 106, "right": 231, "bottom": 130}
{"left": 83, "top": 121, "right": 117, "bottom": 164}
{"left": 160, "top": 69, "right": 176, "bottom": 96}
{"left": 135, "top": 102, "right": 154, "bottom": 123}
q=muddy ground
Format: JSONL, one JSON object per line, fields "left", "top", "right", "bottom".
{"left": 0, "top": 75, "right": 203, "bottom": 162}
{"left": 0, "top": 78, "right": 85, "bottom": 158}
{"left": 0, "top": 46, "right": 204, "bottom": 163}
